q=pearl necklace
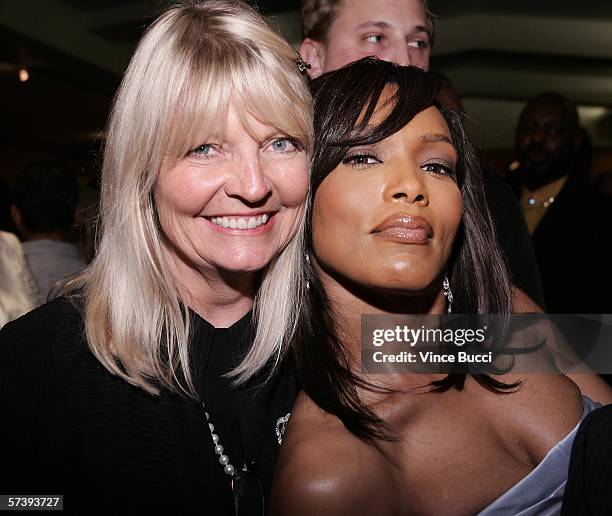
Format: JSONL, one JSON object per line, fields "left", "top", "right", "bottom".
{"left": 203, "top": 404, "right": 292, "bottom": 479}
{"left": 203, "top": 401, "right": 236, "bottom": 477}
{"left": 527, "top": 194, "right": 556, "bottom": 208}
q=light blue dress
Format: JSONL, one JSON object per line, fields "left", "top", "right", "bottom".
{"left": 477, "top": 396, "right": 600, "bottom": 515}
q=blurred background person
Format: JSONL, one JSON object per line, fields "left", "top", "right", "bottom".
{"left": 510, "top": 93, "right": 612, "bottom": 313}
{"left": 299, "top": 0, "right": 434, "bottom": 74}
{"left": 0, "top": 229, "right": 38, "bottom": 327}
{"left": 592, "top": 169, "right": 612, "bottom": 199}
{"left": 11, "top": 162, "right": 85, "bottom": 305}
{"left": 74, "top": 174, "right": 100, "bottom": 264}
{"left": 299, "top": 0, "right": 545, "bottom": 307}
{"left": 0, "top": 177, "right": 18, "bottom": 234}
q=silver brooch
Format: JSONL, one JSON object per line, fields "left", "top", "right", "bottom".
{"left": 275, "top": 413, "right": 291, "bottom": 445}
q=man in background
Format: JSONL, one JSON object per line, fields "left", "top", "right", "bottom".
{"left": 300, "top": 0, "right": 433, "bottom": 74}
{"left": 299, "top": 0, "right": 545, "bottom": 307}
{"left": 11, "top": 162, "right": 85, "bottom": 305}
{"left": 512, "top": 93, "right": 612, "bottom": 313}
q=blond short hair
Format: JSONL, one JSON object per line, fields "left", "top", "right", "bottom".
{"left": 62, "top": 0, "right": 312, "bottom": 395}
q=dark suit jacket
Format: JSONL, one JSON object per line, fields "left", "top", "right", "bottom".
{"left": 523, "top": 170, "right": 612, "bottom": 314}
{"left": 484, "top": 173, "right": 545, "bottom": 308}
{"left": 562, "top": 405, "right": 612, "bottom": 515}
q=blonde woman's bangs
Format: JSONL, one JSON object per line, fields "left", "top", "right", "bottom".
{"left": 232, "top": 62, "right": 312, "bottom": 148}
{"left": 165, "top": 73, "right": 231, "bottom": 161}
{"left": 164, "top": 50, "right": 311, "bottom": 162}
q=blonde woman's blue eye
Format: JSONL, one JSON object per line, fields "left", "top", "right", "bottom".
{"left": 271, "top": 138, "right": 298, "bottom": 152}
{"left": 191, "top": 144, "right": 215, "bottom": 156}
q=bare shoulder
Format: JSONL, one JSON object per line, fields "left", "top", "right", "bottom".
{"left": 566, "top": 373, "right": 612, "bottom": 405}
{"left": 269, "top": 393, "right": 392, "bottom": 516}
{"left": 481, "top": 372, "right": 583, "bottom": 462}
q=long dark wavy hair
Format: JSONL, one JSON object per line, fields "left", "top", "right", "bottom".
{"left": 291, "top": 58, "right": 516, "bottom": 442}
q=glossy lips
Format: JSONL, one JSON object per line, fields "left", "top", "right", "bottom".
{"left": 371, "top": 214, "right": 433, "bottom": 243}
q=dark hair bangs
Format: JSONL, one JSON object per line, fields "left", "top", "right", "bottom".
{"left": 310, "top": 58, "right": 446, "bottom": 193}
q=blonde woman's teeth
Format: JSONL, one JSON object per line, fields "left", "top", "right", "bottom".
{"left": 208, "top": 214, "right": 269, "bottom": 229}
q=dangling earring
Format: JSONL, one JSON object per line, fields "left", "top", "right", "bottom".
{"left": 305, "top": 254, "right": 311, "bottom": 291}
{"left": 443, "top": 276, "right": 453, "bottom": 313}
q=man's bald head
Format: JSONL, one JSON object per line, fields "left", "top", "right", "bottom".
{"left": 515, "top": 92, "right": 582, "bottom": 190}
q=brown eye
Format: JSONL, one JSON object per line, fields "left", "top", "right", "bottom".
{"left": 422, "top": 163, "right": 455, "bottom": 176}
{"left": 342, "top": 153, "right": 381, "bottom": 168}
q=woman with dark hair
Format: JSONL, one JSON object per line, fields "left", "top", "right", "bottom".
{"left": 270, "top": 58, "right": 605, "bottom": 515}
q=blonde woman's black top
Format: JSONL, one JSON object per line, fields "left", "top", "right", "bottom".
{"left": 0, "top": 297, "right": 298, "bottom": 515}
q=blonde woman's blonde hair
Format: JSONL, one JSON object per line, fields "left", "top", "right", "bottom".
{"left": 61, "top": 0, "right": 312, "bottom": 396}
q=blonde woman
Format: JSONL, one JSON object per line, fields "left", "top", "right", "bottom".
{"left": 0, "top": 1, "right": 311, "bottom": 514}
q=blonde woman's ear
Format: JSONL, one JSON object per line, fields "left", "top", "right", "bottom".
{"left": 300, "top": 38, "right": 325, "bottom": 79}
